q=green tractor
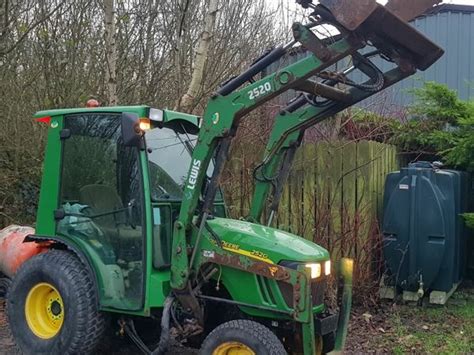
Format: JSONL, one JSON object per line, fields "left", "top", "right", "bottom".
{"left": 1, "top": 1, "right": 443, "bottom": 354}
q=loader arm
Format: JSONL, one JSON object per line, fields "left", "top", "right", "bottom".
{"left": 248, "top": 62, "right": 417, "bottom": 224}
{"left": 171, "top": 1, "right": 444, "bottom": 291}
{"left": 171, "top": 27, "right": 362, "bottom": 290}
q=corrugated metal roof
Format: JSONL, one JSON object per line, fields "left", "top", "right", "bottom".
{"left": 422, "top": 4, "right": 474, "bottom": 16}
{"left": 350, "top": 6, "right": 474, "bottom": 114}
{"left": 264, "top": 5, "right": 474, "bottom": 114}
{"left": 386, "top": 7, "right": 474, "bottom": 111}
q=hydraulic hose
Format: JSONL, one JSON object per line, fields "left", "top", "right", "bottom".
{"left": 151, "top": 295, "right": 175, "bottom": 355}
{"left": 218, "top": 46, "right": 287, "bottom": 96}
{"left": 281, "top": 94, "right": 308, "bottom": 114}
{"left": 320, "top": 53, "right": 384, "bottom": 93}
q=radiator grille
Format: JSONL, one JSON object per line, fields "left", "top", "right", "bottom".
{"left": 277, "top": 278, "right": 327, "bottom": 308}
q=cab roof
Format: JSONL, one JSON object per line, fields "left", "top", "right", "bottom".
{"left": 34, "top": 105, "right": 200, "bottom": 130}
{"left": 34, "top": 105, "right": 149, "bottom": 118}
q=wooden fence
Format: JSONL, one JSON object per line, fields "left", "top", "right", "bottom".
{"left": 222, "top": 140, "right": 398, "bottom": 291}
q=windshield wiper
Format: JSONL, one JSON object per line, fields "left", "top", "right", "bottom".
{"left": 151, "top": 193, "right": 183, "bottom": 202}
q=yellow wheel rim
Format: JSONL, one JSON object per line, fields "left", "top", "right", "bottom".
{"left": 25, "top": 282, "right": 64, "bottom": 339}
{"left": 213, "top": 341, "right": 256, "bottom": 355}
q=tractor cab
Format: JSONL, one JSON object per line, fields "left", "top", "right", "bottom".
{"left": 32, "top": 106, "right": 224, "bottom": 312}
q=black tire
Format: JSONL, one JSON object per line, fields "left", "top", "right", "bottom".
{"left": 0, "top": 276, "right": 10, "bottom": 298}
{"left": 7, "top": 250, "right": 105, "bottom": 354}
{"left": 200, "top": 319, "right": 287, "bottom": 355}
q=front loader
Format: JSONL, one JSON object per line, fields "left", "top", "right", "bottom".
{"left": 0, "top": 1, "right": 442, "bottom": 354}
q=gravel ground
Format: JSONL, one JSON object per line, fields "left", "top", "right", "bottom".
{"left": 0, "top": 300, "right": 16, "bottom": 355}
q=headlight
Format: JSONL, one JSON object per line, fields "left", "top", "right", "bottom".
{"left": 305, "top": 263, "right": 322, "bottom": 279}
{"left": 280, "top": 260, "right": 330, "bottom": 279}
{"left": 139, "top": 118, "right": 151, "bottom": 130}
{"left": 325, "top": 260, "right": 331, "bottom": 276}
{"left": 149, "top": 108, "right": 164, "bottom": 122}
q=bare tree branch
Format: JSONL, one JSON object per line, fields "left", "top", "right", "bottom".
{"left": 0, "top": 1, "right": 66, "bottom": 56}
{"left": 104, "top": 0, "right": 117, "bottom": 105}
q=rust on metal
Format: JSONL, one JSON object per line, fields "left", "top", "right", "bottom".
{"left": 360, "top": 5, "right": 444, "bottom": 71}
{"left": 171, "top": 319, "right": 203, "bottom": 340}
{"left": 208, "top": 251, "right": 290, "bottom": 281}
{"left": 292, "top": 22, "right": 333, "bottom": 62}
{"left": 385, "top": 0, "right": 441, "bottom": 22}
{"left": 294, "top": 80, "right": 352, "bottom": 103}
{"left": 319, "top": 0, "right": 378, "bottom": 30}
{"left": 174, "top": 285, "right": 204, "bottom": 324}
{"left": 294, "top": 275, "right": 305, "bottom": 313}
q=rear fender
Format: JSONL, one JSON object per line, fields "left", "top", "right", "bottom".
{"left": 24, "top": 234, "right": 100, "bottom": 307}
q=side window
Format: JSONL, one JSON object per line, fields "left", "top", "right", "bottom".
{"left": 58, "top": 114, "right": 145, "bottom": 311}
{"left": 152, "top": 206, "right": 172, "bottom": 269}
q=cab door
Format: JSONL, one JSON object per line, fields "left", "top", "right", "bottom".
{"left": 57, "top": 113, "right": 145, "bottom": 311}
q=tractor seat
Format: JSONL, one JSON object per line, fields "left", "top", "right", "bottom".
{"left": 79, "top": 184, "right": 124, "bottom": 225}
{"left": 79, "top": 184, "right": 142, "bottom": 243}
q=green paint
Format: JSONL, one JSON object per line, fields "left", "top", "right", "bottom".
{"left": 206, "top": 218, "right": 329, "bottom": 263}
{"left": 35, "top": 106, "right": 199, "bottom": 127}
{"left": 34, "top": 106, "right": 148, "bottom": 118}
{"left": 35, "top": 115, "right": 63, "bottom": 235}
{"left": 140, "top": 149, "right": 154, "bottom": 314}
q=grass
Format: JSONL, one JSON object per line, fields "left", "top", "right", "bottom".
{"left": 388, "top": 290, "right": 474, "bottom": 354}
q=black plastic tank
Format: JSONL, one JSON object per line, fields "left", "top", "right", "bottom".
{"left": 382, "top": 162, "right": 470, "bottom": 293}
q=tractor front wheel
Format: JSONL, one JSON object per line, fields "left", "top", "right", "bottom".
{"left": 7, "top": 250, "right": 105, "bottom": 354}
{"left": 200, "top": 319, "right": 287, "bottom": 355}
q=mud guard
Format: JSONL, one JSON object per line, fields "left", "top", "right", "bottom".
{"left": 24, "top": 234, "right": 100, "bottom": 307}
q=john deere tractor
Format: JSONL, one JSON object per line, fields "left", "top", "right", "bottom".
{"left": 1, "top": 1, "right": 443, "bottom": 354}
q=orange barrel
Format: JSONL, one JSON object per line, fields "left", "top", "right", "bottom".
{"left": 0, "top": 225, "right": 48, "bottom": 277}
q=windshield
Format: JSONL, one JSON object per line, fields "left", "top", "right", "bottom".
{"left": 145, "top": 126, "right": 197, "bottom": 200}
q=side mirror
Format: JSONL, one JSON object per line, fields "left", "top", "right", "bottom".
{"left": 121, "top": 112, "right": 142, "bottom": 147}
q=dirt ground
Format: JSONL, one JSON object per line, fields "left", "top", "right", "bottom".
{"left": 345, "top": 282, "right": 474, "bottom": 354}
{"left": 1, "top": 284, "right": 473, "bottom": 354}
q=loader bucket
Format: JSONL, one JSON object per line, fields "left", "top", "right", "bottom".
{"left": 359, "top": 5, "right": 444, "bottom": 70}
{"left": 385, "top": 0, "right": 442, "bottom": 22}
{"left": 319, "top": 0, "right": 378, "bottom": 30}
{"left": 316, "top": 1, "right": 444, "bottom": 71}
{"left": 319, "top": 0, "right": 440, "bottom": 29}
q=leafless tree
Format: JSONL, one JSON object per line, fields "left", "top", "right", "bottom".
{"left": 177, "top": 0, "right": 218, "bottom": 112}
{"left": 104, "top": 0, "right": 117, "bottom": 105}
{"left": 0, "top": 0, "right": 283, "bottom": 226}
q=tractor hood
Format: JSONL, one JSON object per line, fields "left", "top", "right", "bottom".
{"left": 206, "top": 218, "right": 329, "bottom": 264}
